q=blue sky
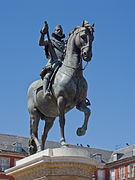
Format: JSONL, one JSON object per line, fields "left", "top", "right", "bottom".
{"left": 0, "top": 0, "right": 135, "bottom": 151}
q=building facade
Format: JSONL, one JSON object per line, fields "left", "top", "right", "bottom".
{"left": 1, "top": 133, "right": 135, "bottom": 180}
{"left": 0, "top": 134, "right": 28, "bottom": 180}
{"left": 0, "top": 153, "right": 26, "bottom": 180}
{"left": 106, "top": 146, "right": 135, "bottom": 180}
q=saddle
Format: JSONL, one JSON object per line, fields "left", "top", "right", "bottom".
{"left": 37, "top": 64, "right": 60, "bottom": 95}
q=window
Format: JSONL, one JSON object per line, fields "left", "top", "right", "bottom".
{"left": 97, "top": 170, "right": 105, "bottom": 180}
{"left": 110, "top": 169, "right": 115, "bottom": 180}
{"left": 119, "top": 166, "right": 125, "bottom": 180}
{"left": 128, "top": 163, "right": 135, "bottom": 178}
{"left": 112, "top": 154, "right": 117, "bottom": 161}
{"left": 133, "top": 149, "right": 135, "bottom": 156}
{"left": 0, "top": 157, "right": 10, "bottom": 171}
{"left": 16, "top": 142, "right": 22, "bottom": 152}
{"left": 92, "top": 153, "right": 102, "bottom": 163}
{"left": 96, "top": 154, "right": 102, "bottom": 163}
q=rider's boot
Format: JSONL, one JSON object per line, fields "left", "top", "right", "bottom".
{"left": 42, "top": 71, "right": 52, "bottom": 98}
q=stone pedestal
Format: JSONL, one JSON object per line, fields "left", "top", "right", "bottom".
{"left": 5, "top": 147, "right": 103, "bottom": 180}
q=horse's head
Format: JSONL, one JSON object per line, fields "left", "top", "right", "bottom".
{"left": 74, "top": 20, "right": 94, "bottom": 62}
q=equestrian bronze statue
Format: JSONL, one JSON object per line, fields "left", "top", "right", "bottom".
{"left": 27, "top": 20, "right": 94, "bottom": 155}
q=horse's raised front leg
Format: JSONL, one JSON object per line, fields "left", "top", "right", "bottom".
{"left": 29, "top": 108, "right": 41, "bottom": 155}
{"left": 76, "top": 100, "right": 91, "bottom": 136}
{"left": 57, "top": 96, "right": 66, "bottom": 146}
{"left": 41, "top": 117, "right": 55, "bottom": 150}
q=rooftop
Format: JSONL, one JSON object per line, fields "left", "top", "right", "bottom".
{"left": 0, "top": 133, "right": 113, "bottom": 163}
{"left": 108, "top": 145, "right": 135, "bottom": 163}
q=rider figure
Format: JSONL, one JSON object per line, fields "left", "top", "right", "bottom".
{"left": 39, "top": 22, "right": 65, "bottom": 97}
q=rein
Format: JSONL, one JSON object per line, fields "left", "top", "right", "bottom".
{"left": 61, "top": 61, "right": 81, "bottom": 70}
{"left": 61, "top": 27, "right": 90, "bottom": 72}
{"left": 82, "top": 61, "right": 88, "bottom": 70}
{"left": 61, "top": 60, "right": 88, "bottom": 71}
{"left": 59, "top": 60, "right": 88, "bottom": 79}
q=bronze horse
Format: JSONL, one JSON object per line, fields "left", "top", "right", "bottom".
{"left": 27, "top": 21, "right": 94, "bottom": 154}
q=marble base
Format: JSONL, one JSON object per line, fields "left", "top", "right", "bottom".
{"left": 5, "top": 147, "right": 103, "bottom": 180}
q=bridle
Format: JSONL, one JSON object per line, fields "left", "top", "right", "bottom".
{"left": 61, "top": 61, "right": 81, "bottom": 70}
{"left": 62, "top": 27, "right": 91, "bottom": 71}
{"left": 62, "top": 60, "right": 88, "bottom": 71}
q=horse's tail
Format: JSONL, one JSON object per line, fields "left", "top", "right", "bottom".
{"left": 27, "top": 80, "right": 42, "bottom": 113}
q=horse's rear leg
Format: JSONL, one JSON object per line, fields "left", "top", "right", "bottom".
{"left": 29, "top": 108, "right": 41, "bottom": 154}
{"left": 76, "top": 101, "right": 91, "bottom": 136}
{"left": 57, "top": 96, "right": 66, "bottom": 146}
{"left": 41, "top": 117, "right": 55, "bottom": 150}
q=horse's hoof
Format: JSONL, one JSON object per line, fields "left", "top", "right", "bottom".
{"left": 37, "top": 145, "right": 42, "bottom": 152}
{"left": 61, "top": 141, "right": 66, "bottom": 146}
{"left": 60, "top": 138, "right": 67, "bottom": 146}
{"left": 76, "top": 127, "right": 86, "bottom": 136}
{"left": 29, "top": 145, "right": 36, "bottom": 155}
{"left": 62, "top": 143, "right": 68, "bottom": 148}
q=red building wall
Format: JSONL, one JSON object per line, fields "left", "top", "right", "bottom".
{"left": 108, "top": 160, "right": 135, "bottom": 180}
{"left": 0, "top": 154, "right": 25, "bottom": 180}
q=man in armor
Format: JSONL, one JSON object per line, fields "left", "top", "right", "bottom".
{"left": 39, "top": 22, "right": 65, "bottom": 97}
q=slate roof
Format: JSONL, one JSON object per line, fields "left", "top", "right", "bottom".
{"left": 0, "top": 133, "right": 113, "bottom": 163}
{"left": 0, "top": 133, "right": 61, "bottom": 154}
{"left": 69, "top": 144, "right": 113, "bottom": 164}
{"left": 0, "top": 133, "right": 29, "bottom": 154}
{"left": 1, "top": 133, "right": 135, "bottom": 166}
{"left": 109, "top": 145, "right": 135, "bottom": 163}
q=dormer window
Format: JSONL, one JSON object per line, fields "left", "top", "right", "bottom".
{"left": 92, "top": 153, "right": 102, "bottom": 163}
{"left": 16, "top": 142, "right": 22, "bottom": 152}
{"left": 133, "top": 148, "right": 135, "bottom": 156}
{"left": 96, "top": 154, "right": 102, "bottom": 163}
{"left": 113, "top": 154, "right": 118, "bottom": 161}
{"left": 112, "top": 153, "right": 123, "bottom": 161}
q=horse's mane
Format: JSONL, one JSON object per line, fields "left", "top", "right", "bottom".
{"left": 63, "top": 26, "right": 81, "bottom": 58}
{"left": 68, "top": 26, "right": 80, "bottom": 39}
{"left": 63, "top": 22, "right": 94, "bottom": 57}
{"left": 66, "top": 21, "right": 94, "bottom": 43}
{"left": 65, "top": 26, "right": 81, "bottom": 44}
